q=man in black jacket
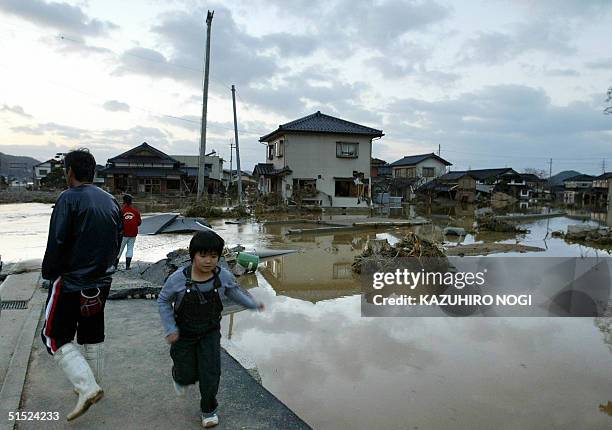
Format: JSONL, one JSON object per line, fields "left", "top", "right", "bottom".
{"left": 41, "top": 149, "right": 123, "bottom": 421}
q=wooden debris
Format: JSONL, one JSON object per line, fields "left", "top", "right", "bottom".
{"left": 352, "top": 232, "right": 446, "bottom": 274}
{"left": 477, "top": 214, "right": 527, "bottom": 233}
{"left": 446, "top": 243, "right": 544, "bottom": 256}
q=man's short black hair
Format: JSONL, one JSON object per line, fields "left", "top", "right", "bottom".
{"left": 123, "top": 194, "right": 133, "bottom": 205}
{"left": 64, "top": 149, "right": 96, "bottom": 182}
{"left": 189, "top": 230, "right": 225, "bottom": 260}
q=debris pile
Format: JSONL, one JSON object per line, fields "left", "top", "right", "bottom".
{"left": 565, "top": 225, "right": 612, "bottom": 245}
{"left": 140, "top": 248, "right": 191, "bottom": 284}
{"left": 183, "top": 204, "right": 250, "bottom": 219}
{"left": 476, "top": 214, "right": 528, "bottom": 233}
{"left": 352, "top": 232, "right": 446, "bottom": 274}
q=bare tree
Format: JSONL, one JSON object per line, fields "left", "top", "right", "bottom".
{"left": 605, "top": 86, "right": 612, "bottom": 115}
{"left": 523, "top": 168, "right": 547, "bottom": 178}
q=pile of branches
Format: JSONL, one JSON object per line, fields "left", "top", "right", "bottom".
{"left": 352, "top": 232, "right": 446, "bottom": 274}
{"left": 183, "top": 203, "right": 250, "bottom": 219}
{"left": 477, "top": 214, "right": 527, "bottom": 233}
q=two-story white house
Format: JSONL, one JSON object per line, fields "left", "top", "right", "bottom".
{"left": 254, "top": 111, "right": 384, "bottom": 208}
{"left": 563, "top": 174, "right": 595, "bottom": 205}
{"left": 33, "top": 159, "right": 62, "bottom": 188}
{"left": 390, "top": 153, "right": 452, "bottom": 182}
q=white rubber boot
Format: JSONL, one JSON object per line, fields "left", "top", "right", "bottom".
{"left": 54, "top": 343, "right": 104, "bottom": 421}
{"left": 83, "top": 343, "right": 104, "bottom": 384}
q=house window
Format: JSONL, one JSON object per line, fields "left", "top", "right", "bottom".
{"left": 167, "top": 179, "right": 180, "bottom": 190}
{"left": 395, "top": 167, "right": 416, "bottom": 178}
{"left": 293, "top": 179, "right": 317, "bottom": 196}
{"left": 267, "top": 145, "right": 274, "bottom": 160}
{"left": 140, "top": 178, "right": 161, "bottom": 193}
{"left": 336, "top": 142, "right": 358, "bottom": 158}
{"left": 422, "top": 167, "right": 435, "bottom": 178}
{"left": 275, "top": 140, "right": 284, "bottom": 157}
{"left": 335, "top": 179, "right": 358, "bottom": 197}
{"left": 39, "top": 169, "right": 48, "bottom": 175}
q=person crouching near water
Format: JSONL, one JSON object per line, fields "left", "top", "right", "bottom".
{"left": 157, "top": 230, "right": 264, "bottom": 428}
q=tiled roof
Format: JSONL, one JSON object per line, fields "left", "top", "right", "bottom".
{"left": 520, "top": 173, "right": 546, "bottom": 182}
{"left": 259, "top": 111, "right": 383, "bottom": 142}
{"left": 252, "top": 163, "right": 292, "bottom": 176}
{"left": 390, "top": 153, "right": 452, "bottom": 167}
{"left": 108, "top": 142, "right": 178, "bottom": 164}
{"left": 438, "top": 168, "right": 515, "bottom": 182}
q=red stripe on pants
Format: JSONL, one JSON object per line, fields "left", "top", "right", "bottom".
{"left": 44, "top": 278, "right": 62, "bottom": 353}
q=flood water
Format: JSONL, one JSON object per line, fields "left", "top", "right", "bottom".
{"left": 1, "top": 203, "right": 611, "bottom": 429}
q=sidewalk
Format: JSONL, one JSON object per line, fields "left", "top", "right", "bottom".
{"left": 8, "top": 293, "right": 311, "bottom": 429}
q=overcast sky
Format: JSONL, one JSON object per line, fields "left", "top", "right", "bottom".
{"left": 0, "top": 0, "right": 611, "bottom": 174}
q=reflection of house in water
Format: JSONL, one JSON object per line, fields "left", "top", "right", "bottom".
{"left": 259, "top": 234, "right": 371, "bottom": 303}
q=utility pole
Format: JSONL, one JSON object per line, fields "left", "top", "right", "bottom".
{"left": 549, "top": 158, "right": 552, "bottom": 179}
{"left": 438, "top": 144, "right": 441, "bottom": 156}
{"left": 602, "top": 158, "right": 606, "bottom": 174}
{"left": 197, "top": 10, "right": 214, "bottom": 200}
{"left": 228, "top": 138, "right": 234, "bottom": 189}
{"left": 231, "top": 85, "right": 243, "bottom": 206}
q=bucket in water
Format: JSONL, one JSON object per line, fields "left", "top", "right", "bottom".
{"left": 236, "top": 252, "right": 259, "bottom": 272}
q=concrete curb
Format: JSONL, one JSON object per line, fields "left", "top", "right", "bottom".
{"left": 0, "top": 289, "right": 45, "bottom": 430}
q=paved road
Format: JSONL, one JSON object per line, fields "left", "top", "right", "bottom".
{"left": 14, "top": 298, "right": 311, "bottom": 430}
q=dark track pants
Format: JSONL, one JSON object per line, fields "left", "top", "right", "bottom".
{"left": 170, "top": 328, "right": 221, "bottom": 414}
{"left": 41, "top": 277, "right": 110, "bottom": 355}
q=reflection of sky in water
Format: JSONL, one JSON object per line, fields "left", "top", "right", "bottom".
{"left": 3, "top": 204, "right": 611, "bottom": 428}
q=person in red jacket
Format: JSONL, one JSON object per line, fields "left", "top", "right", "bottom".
{"left": 115, "top": 194, "right": 141, "bottom": 270}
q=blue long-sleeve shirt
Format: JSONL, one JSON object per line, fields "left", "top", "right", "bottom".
{"left": 157, "top": 265, "right": 258, "bottom": 336}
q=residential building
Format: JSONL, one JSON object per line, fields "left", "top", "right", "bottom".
{"left": 101, "top": 142, "right": 187, "bottom": 195}
{"left": 371, "top": 157, "right": 391, "bottom": 178}
{"left": 390, "top": 153, "right": 452, "bottom": 182}
{"left": 254, "top": 111, "right": 384, "bottom": 208}
{"left": 388, "top": 153, "right": 452, "bottom": 200}
{"left": 592, "top": 172, "right": 612, "bottom": 205}
{"left": 520, "top": 173, "right": 547, "bottom": 200}
{"left": 33, "top": 159, "right": 62, "bottom": 188}
{"left": 171, "top": 154, "right": 224, "bottom": 194}
{"left": 223, "top": 169, "right": 257, "bottom": 190}
{"left": 563, "top": 174, "right": 595, "bottom": 205}
{"left": 426, "top": 168, "right": 519, "bottom": 202}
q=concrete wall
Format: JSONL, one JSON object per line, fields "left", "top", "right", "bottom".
{"left": 266, "top": 133, "right": 373, "bottom": 207}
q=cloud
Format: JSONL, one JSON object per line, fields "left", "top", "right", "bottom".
{"left": 263, "top": 0, "right": 451, "bottom": 52}
{"left": 325, "top": 0, "right": 450, "bottom": 49}
{"left": 102, "top": 100, "right": 130, "bottom": 112}
{"left": 52, "top": 34, "right": 113, "bottom": 56}
{"left": 542, "top": 68, "right": 580, "bottom": 77}
{"left": 383, "top": 84, "right": 612, "bottom": 172}
{"left": 458, "top": 20, "right": 575, "bottom": 65}
{"left": 1, "top": 104, "right": 32, "bottom": 118}
{"left": 11, "top": 122, "right": 90, "bottom": 140}
{"left": 513, "top": 0, "right": 612, "bottom": 19}
{"left": 585, "top": 58, "right": 612, "bottom": 69}
{"left": 0, "top": 0, "right": 118, "bottom": 37}
{"left": 114, "top": 6, "right": 291, "bottom": 89}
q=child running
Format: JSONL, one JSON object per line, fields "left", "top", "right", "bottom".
{"left": 157, "top": 230, "right": 264, "bottom": 428}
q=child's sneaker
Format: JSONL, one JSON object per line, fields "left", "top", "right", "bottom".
{"left": 201, "top": 412, "right": 219, "bottom": 428}
{"left": 172, "top": 379, "right": 186, "bottom": 397}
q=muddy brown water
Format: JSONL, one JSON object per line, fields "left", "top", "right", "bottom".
{"left": 1, "top": 203, "right": 611, "bottom": 429}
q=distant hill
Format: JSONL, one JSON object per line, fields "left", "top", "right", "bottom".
{"left": 0, "top": 152, "right": 41, "bottom": 180}
{"left": 548, "top": 170, "right": 581, "bottom": 187}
